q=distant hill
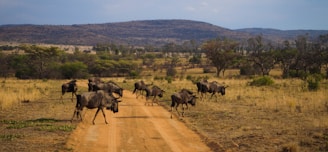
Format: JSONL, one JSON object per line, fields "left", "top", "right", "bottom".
{"left": 0, "top": 19, "right": 327, "bottom": 46}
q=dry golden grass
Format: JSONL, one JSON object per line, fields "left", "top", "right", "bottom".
{"left": 0, "top": 78, "right": 90, "bottom": 109}
{"left": 1, "top": 68, "right": 328, "bottom": 151}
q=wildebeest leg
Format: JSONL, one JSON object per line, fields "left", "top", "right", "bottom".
{"left": 71, "top": 92, "right": 74, "bottom": 102}
{"left": 210, "top": 93, "right": 218, "bottom": 101}
{"left": 175, "top": 104, "right": 181, "bottom": 117}
{"left": 200, "top": 92, "right": 205, "bottom": 101}
{"left": 71, "top": 109, "right": 82, "bottom": 122}
{"left": 152, "top": 96, "right": 156, "bottom": 106}
{"left": 92, "top": 108, "right": 101, "bottom": 125}
{"left": 100, "top": 108, "right": 108, "bottom": 124}
{"left": 181, "top": 106, "right": 185, "bottom": 117}
{"left": 71, "top": 109, "right": 77, "bottom": 122}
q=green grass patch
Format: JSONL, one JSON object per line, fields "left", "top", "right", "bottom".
{"left": 0, "top": 118, "right": 74, "bottom": 132}
{"left": 0, "top": 134, "right": 24, "bottom": 141}
{"left": 36, "top": 125, "right": 76, "bottom": 132}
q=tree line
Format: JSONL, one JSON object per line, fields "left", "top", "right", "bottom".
{"left": 203, "top": 34, "right": 328, "bottom": 80}
{"left": 0, "top": 34, "right": 327, "bottom": 80}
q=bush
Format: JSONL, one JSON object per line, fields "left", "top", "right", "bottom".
{"left": 307, "top": 74, "right": 323, "bottom": 91}
{"left": 166, "top": 67, "right": 177, "bottom": 77}
{"left": 249, "top": 76, "right": 274, "bottom": 86}
{"left": 166, "top": 76, "right": 173, "bottom": 83}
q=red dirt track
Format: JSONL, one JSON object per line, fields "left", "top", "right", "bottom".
{"left": 66, "top": 90, "right": 212, "bottom": 152}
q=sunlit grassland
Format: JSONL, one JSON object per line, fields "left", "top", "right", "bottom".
{"left": 0, "top": 78, "right": 89, "bottom": 109}
{"left": 1, "top": 67, "right": 327, "bottom": 151}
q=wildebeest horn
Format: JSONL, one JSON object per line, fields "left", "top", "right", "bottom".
{"left": 224, "top": 85, "right": 229, "bottom": 88}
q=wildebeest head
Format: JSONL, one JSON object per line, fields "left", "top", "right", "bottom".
{"left": 106, "top": 97, "right": 119, "bottom": 113}
{"left": 188, "top": 95, "right": 197, "bottom": 106}
{"left": 218, "top": 85, "right": 229, "bottom": 95}
{"left": 152, "top": 86, "right": 165, "bottom": 98}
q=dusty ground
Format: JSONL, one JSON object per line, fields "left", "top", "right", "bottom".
{"left": 66, "top": 90, "right": 211, "bottom": 152}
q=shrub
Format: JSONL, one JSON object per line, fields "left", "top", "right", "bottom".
{"left": 166, "top": 67, "right": 177, "bottom": 77}
{"left": 166, "top": 76, "right": 173, "bottom": 83}
{"left": 306, "top": 74, "right": 323, "bottom": 91}
{"left": 249, "top": 76, "right": 274, "bottom": 86}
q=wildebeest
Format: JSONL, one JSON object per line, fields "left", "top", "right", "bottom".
{"left": 196, "top": 80, "right": 210, "bottom": 99}
{"left": 71, "top": 90, "right": 120, "bottom": 125}
{"left": 89, "top": 81, "right": 123, "bottom": 97}
{"left": 207, "top": 81, "right": 228, "bottom": 99}
{"left": 61, "top": 80, "right": 78, "bottom": 102}
{"left": 196, "top": 79, "right": 208, "bottom": 94}
{"left": 170, "top": 89, "right": 197, "bottom": 118}
{"left": 144, "top": 85, "right": 165, "bottom": 106}
{"left": 196, "top": 80, "right": 228, "bottom": 100}
{"left": 133, "top": 80, "right": 152, "bottom": 98}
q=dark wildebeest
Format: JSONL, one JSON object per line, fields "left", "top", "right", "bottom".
{"left": 61, "top": 80, "right": 78, "bottom": 102}
{"left": 89, "top": 81, "right": 123, "bottom": 98}
{"left": 170, "top": 89, "right": 197, "bottom": 118}
{"left": 133, "top": 81, "right": 152, "bottom": 98}
{"left": 196, "top": 79, "right": 208, "bottom": 94}
{"left": 179, "top": 88, "right": 194, "bottom": 109}
{"left": 71, "top": 90, "right": 120, "bottom": 125}
{"left": 144, "top": 85, "right": 165, "bottom": 106}
{"left": 196, "top": 80, "right": 210, "bottom": 99}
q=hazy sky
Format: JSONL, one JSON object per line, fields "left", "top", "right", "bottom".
{"left": 1, "top": 0, "right": 327, "bottom": 30}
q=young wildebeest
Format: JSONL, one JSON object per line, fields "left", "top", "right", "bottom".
{"left": 71, "top": 90, "right": 119, "bottom": 125}
{"left": 170, "top": 89, "right": 197, "bottom": 119}
{"left": 61, "top": 80, "right": 78, "bottom": 102}
{"left": 133, "top": 80, "right": 152, "bottom": 98}
{"left": 144, "top": 85, "right": 165, "bottom": 106}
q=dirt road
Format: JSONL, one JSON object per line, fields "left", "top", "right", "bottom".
{"left": 66, "top": 90, "right": 212, "bottom": 152}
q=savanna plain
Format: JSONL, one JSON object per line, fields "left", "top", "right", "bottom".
{"left": 0, "top": 68, "right": 328, "bottom": 152}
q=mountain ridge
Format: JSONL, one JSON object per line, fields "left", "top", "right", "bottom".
{"left": 0, "top": 19, "right": 327, "bottom": 46}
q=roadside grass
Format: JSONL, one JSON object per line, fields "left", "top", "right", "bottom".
{"left": 0, "top": 119, "right": 75, "bottom": 132}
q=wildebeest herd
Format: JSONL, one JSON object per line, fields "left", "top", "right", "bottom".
{"left": 61, "top": 78, "right": 228, "bottom": 124}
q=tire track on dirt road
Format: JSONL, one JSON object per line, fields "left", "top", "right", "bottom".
{"left": 66, "top": 90, "right": 211, "bottom": 152}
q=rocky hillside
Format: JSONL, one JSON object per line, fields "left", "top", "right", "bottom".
{"left": 0, "top": 19, "right": 327, "bottom": 46}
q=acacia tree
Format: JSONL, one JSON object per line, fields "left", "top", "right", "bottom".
{"left": 21, "top": 45, "right": 63, "bottom": 78}
{"left": 202, "top": 38, "right": 239, "bottom": 77}
{"left": 276, "top": 41, "right": 298, "bottom": 78}
{"left": 247, "top": 36, "right": 276, "bottom": 76}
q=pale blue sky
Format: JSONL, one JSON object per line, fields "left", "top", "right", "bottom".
{"left": 0, "top": 0, "right": 327, "bottom": 30}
